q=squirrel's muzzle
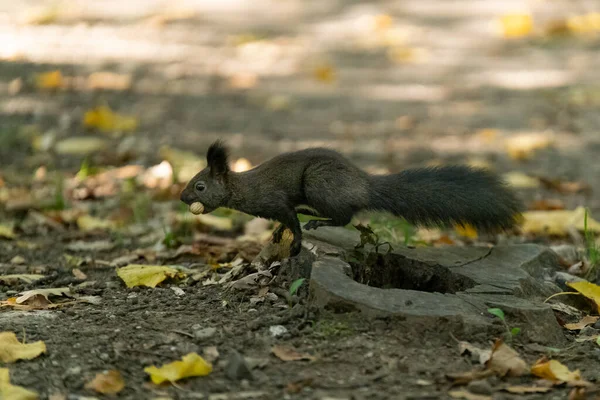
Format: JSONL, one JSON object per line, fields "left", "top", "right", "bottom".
{"left": 179, "top": 189, "right": 196, "bottom": 205}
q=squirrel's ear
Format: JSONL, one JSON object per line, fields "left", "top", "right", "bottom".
{"left": 206, "top": 140, "right": 230, "bottom": 178}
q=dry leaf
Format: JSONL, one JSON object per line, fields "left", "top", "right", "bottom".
{"left": 448, "top": 389, "right": 491, "bottom": 400}
{"left": 486, "top": 340, "right": 529, "bottom": 377}
{"left": 566, "top": 281, "right": 600, "bottom": 313}
{"left": 564, "top": 315, "right": 599, "bottom": 331}
{"left": 505, "top": 132, "right": 552, "bottom": 160}
{"left": 530, "top": 199, "right": 565, "bottom": 211}
{"left": 0, "top": 275, "right": 45, "bottom": 285}
{"left": 76, "top": 215, "right": 117, "bottom": 232}
{"left": 84, "top": 370, "right": 125, "bottom": 394}
{"left": 502, "top": 172, "right": 540, "bottom": 189}
{"left": 454, "top": 224, "right": 478, "bottom": 239}
{"left": 87, "top": 72, "right": 131, "bottom": 91}
{"left": 504, "top": 385, "right": 552, "bottom": 394}
{"left": 55, "top": 137, "right": 108, "bottom": 155}
{"left": 531, "top": 359, "right": 591, "bottom": 386}
{"left": 83, "top": 105, "right": 138, "bottom": 133}
{"left": 16, "top": 287, "right": 72, "bottom": 304}
{"left": 499, "top": 14, "right": 533, "bottom": 38}
{"left": 144, "top": 353, "right": 212, "bottom": 384}
{"left": 0, "top": 224, "right": 16, "bottom": 239}
{"left": 521, "top": 207, "right": 600, "bottom": 236}
{"left": 312, "top": 64, "right": 336, "bottom": 83}
{"left": 271, "top": 345, "right": 316, "bottom": 362}
{"left": 35, "top": 70, "right": 64, "bottom": 90}
{"left": 65, "top": 240, "right": 115, "bottom": 252}
{"left": 0, "top": 332, "right": 47, "bottom": 363}
{"left": 458, "top": 341, "right": 491, "bottom": 365}
{"left": 0, "top": 368, "right": 39, "bottom": 400}
{"left": 117, "top": 265, "right": 185, "bottom": 288}
{"left": 445, "top": 369, "right": 494, "bottom": 385}
{"left": 72, "top": 269, "right": 87, "bottom": 280}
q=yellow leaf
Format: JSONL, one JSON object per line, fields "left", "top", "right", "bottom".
{"left": 521, "top": 207, "right": 600, "bottom": 236}
{"left": 502, "top": 172, "right": 540, "bottom": 189}
{"left": 566, "top": 281, "right": 600, "bottom": 313}
{"left": 564, "top": 315, "right": 599, "bottom": 331}
{"left": 0, "top": 368, "right": 39, "bottom": 400}
{"left": 84, "top": 370, "right": 125, "bottom": 395}
{"left": 76, "top": 215, "right": 117, "bottom": 232}
{"left": 454, "top": 223, "right": 478, "bottom": 239}
{"left": 144, "top": 353, "right": 212, "bottom": 384}
{"left": 485, "top": 340, "right": 529, "bottom": 377}
{"left": 0, "top": 224, "right": 15, "bottom": 239}
{"left": 312, "top": 64, "right": 336, "bottom": 83}
{"left": 499, "top": 13, "right": 533, "bottom": 38}
{"left": 116, "top": 265, "right": 185, "bottom": 288}
{"left": 505, "top": 132, "right": 552, "bottom": 160}
{"left": 87, "top": 72, "right": 131, "bottom": 91}
{"left": 0, "top": 332, "right": 47, "bottom": 363}
{"left": 83, "top": 105, "right": 138, "bottom": 133}
{"left": 16, "top": 288, "right": 72, "bottom": 304}
{"left": 531, "top": 359, "right": 583, "bottom": 383}
{"left": 54, "top": 137, "right": 108, "bottom": 155}
{"left": 35, "top": 70, "right": 63, "bottom": 90}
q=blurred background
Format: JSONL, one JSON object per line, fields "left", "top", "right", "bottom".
{"left": 1, "top": 0, "right": 600, "bottom": 238}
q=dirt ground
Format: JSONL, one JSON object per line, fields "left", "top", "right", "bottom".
{"left": 2, "top": 0, "right": 600, "bottom": 399}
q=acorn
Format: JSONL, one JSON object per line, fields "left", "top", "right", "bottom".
{"left": 189, "top": 202, "right": 204, "bottom": 215}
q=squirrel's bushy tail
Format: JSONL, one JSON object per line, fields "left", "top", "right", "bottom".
{"left": 368, "top": 166, "right": 524, "bottom": 231}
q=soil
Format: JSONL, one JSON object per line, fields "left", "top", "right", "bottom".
{"left": 2, "top": 0, "right": 600, "bottom": 399}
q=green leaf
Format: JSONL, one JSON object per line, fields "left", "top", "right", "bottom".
{"left": 596, "top": 336, "right": 600, "bottom": 348}
{"left": 289, "top": 278, "right": 305, "bottom": 296}
{"left": 511, "top": 327, "right": 521, "bottom": 336}
{"left": 487, "top": 308, "right": 505, "bottom": 321}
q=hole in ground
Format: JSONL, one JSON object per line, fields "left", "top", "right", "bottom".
{"left": 348, "top": 252, "right": 477, "bottom": 293}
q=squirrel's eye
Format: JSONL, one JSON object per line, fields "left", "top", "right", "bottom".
{"left": 194, "top": 182, "right": 206, "bottom": 192}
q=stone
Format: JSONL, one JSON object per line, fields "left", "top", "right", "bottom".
{"left": 194, "top": 327, "right": 217, "bottom": 340}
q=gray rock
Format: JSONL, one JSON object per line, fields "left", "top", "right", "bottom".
{"left": 225, "top": 350, "right": 253, "bottom": 381}
{"left": 268, "top": 325, "right": 288, "bottom": 338}
{"left": 467, "top": 379, "right": 493, "bottom": 395}
{"left": 194, "top": 327, "right": 217, "bottom": 341}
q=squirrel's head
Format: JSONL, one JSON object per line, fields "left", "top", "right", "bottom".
{"left": 180, "top": 140, "right": 231, "bottom": 214}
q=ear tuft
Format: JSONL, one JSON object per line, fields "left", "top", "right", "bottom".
{"left": 206, "top": 139, "right": 230, "bottom": 177}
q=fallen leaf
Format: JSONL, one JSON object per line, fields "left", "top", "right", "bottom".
{"left": 0, "top": 332, "right": 47, "bottom": 363}
{"left": 521, "top": 207, "right": 600, "bottom": 236}
{"left": 144, "top": 353, "right": 212, "bottom": 384}
{"left": 502, "top": 172, "right": 540, "bottom": 189}
{"left": 16, "top": 288, "right": 72, "bottom": 304}
{"left": 0, "top": 224, "right": 16, "bottom": 239}
{"left": 84, "top": 370, "right": 125, "bottom": 395}
{"left": 538, "top": 177, "right": 591, "bottom": 195}
{"left": 530, "top": 199, "right": 565, "bottom": 211}
{"left": 76, "top": 215, "right": 117, "bottom": 232}
{"left": 312, "top": 64, "right": 336, "bottom": 83}
{"left": 448, "top": 389, "right": 492, "bottom": 400}
{"left": 566, "top": 281, "right": 600, "bottom": 313}
{"left": 531, "top": 359, "right": 591, "bottom": 386}
{"left": 505, "top": 132, "right": 552, "bottom": 160}
{"left": 72, "top": 269, "right": 87, "bottom": 280}
{"left": 10, "top": 255, "right": 26, "bottom": 265}
{"left": 271, "top": 345, "right": 316, "bottom": 362}
{"left": 0, "top": 368, "right": 39, "bottom": 400}
{"left": 87, "top": 72, "right": 132, "bottom": 91}
{"left": 454, "top": 224, "right": 478, "bottom": 239}
{"left": 485, "top": 340, "right": 529, "bottom": 377}
{"left": 35, "top": 70, "right": 64, "bottom": 90}
{"left": 564, "top": 315, "right": 599, "bottom": 331}
{"left": 55, "top": 137, "right": 108, "bottom": 155}
{"left": 504, "top": 385, "right": 552, "bottom": 394}
{"left": 116, "top": 265, "right": 185, "bottom": 288}
{"left": 65, "top": 240, "right": 115, "bottom": 252}
{"left": 0, "top": 275, "right": 45, "bottom": 285}
{"left": 499, "top": 13, "right": 533, "bottom": 38}
{"left": 83, "top": 105, "right": 138, "bottom": 133}
{"left": 458, "top": 341, "right": 491, "bottom": 365}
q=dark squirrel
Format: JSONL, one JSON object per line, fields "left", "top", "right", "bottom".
{"left": 180, "top": 140, "right": 524, "bottom": 256}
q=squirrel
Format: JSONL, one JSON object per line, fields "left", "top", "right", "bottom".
{"left": 180, "top": 140, "right": 524, "bottom": 257}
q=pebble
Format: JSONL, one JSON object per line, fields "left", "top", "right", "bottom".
{"left": 269, "top": 325, "right": 288, "bottom": 338}
{"left": 467, "top": 379, "right": 493, "bottom": 395}
{"left": 194, "top": 327, "right": 217, "bottom": 340}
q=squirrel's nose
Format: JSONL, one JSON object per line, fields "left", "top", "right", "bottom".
{"left": 180, "top": 189, "right": 193, "bottom": 204}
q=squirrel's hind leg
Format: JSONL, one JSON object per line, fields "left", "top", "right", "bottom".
{"left": 304, "top": 214, "right": 352, "bottom": 231}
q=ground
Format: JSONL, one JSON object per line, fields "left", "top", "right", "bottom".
{"left": 1, "top": 0, "right": 600, "bottom": 399}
